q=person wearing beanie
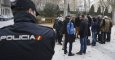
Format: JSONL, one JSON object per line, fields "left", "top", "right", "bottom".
{"left": 0, "top": 0, "right": 55, "bottom": 60}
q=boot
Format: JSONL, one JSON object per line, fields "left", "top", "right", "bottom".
{"left": 76, "top": 52, "right": 82, "bottom": 55}
{"left": 68, "top": 53, "right": 75, "bottom": 56}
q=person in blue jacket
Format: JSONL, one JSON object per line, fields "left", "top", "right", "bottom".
{"left": 63, "top": 15, "right": 76, "bottom": 56}
{"left": 0, "top": 0, "right": 55, "bottom": 60}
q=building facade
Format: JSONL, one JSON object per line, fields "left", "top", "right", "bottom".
{"left": 92, "top": 0, "right": 112, "bottom": 13}
{"left": 0, "top": 0, "right": 14, "bottom": 28}
{"left": 0, "top": 0, "right": 13, "bottom": 17}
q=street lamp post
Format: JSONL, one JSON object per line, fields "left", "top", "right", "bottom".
{"left": 84, "top": 0, "right": 87, "bottom": 14}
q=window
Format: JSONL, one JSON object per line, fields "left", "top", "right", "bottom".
{"left": 1, "top": 0, "right": 4, "bottom": 4}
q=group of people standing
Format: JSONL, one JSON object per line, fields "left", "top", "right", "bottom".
{"left": 53, "top": 14, "right": 113, "bottom": 56}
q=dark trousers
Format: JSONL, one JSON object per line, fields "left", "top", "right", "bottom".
{"left": 56, "top": 31, "right": 63, "bottom": 43}
{"left": 64, "top": 35, "right": 74, "bottom": 54}
{"left": 80, "top": 36, "right": 87, "bottom": 53}
{"left": 101, "top": 32, "right": 106, "bottom": 43}
{"left": 106, "top": 32, "right": 111, "bottom": 42}
{"left": 97, "top": 31, "right": 101, "bottom": 42}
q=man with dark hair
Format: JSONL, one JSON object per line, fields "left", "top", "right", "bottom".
{"left": 63, "top": 15, "right": 76, "bottom": 56}
{"left": 0, "top": 0, "right": 55, "bottom": 60}
{"left": 91, "top": 17, "right": 98, "bottom": 46}
{"left": 75, "top": 15, "right": 81, "bottom": 38}
{"left": 77, "top": 15, "right": 88, "bottom": 55}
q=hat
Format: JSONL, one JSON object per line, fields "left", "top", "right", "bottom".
{"left": 103, "top": 16, "right": 108, "bottom": 19}
{"left": 11, "top": 0, "right": 39, "bottom": 15}
{"left": 67, "top": 15, "right": 71, "bottom": 17}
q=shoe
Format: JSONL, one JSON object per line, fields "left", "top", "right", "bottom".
{"left": 106, "top": 41, "right": 110, "bottom": 42}
{"left": 76, "top": 52, "right": 82, "bottom": 55}
{"left": 59, "top": 43, "right": 62, "bottom": 45}
{"left": 92, "top": 44, "right": 96, "bottom": 46}
{"left": 58, "top": 42, "right": 62, "bottom": 45}
{"left": 96, "top": 40, "right": 99, "bottom": 42}
{"left": 62, "top": 48, "right": 64, "bottom": 50}
{"left": 68, "top": 53, "right": 75, "bottom": 56}
{"left": 64, "top": 51, "right": 67, "bottom": 54}
{"left": 83, "top": 52, "right": 86, "bottom": 54}
{"left": 92, "top": 45, "right": 96, "bottom": 46}
{"left": 99, "top": 42, "right": 103, "bottom": 44}
{"left": 64, "top": 52, "right": 67, "bottom": 54}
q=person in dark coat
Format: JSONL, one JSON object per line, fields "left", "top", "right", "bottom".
{"left": 63, "top": 15, "right": 76, "bottom": 56}
{"left": 77, "top": 15, "right": 88, "bottom": 55}
{"left": 86, "top": 15, "right": 92, "bottom": 45}
{"left": 96, "top": 15, "right": 102, "bottom": 42}
{"left": 75, "top": 16, "right": 81, "bottom": 38}
{"left": 53, "top": 17, "right": 63, "bottom": 45}
{"left": 87, "top": 15, "right": 92, "bottom": 37}
{"left": 91, "top": 17, "right": 98, "bottom": 46}
{"left": 0, "top": 0, "right": 55, "bottom": 60}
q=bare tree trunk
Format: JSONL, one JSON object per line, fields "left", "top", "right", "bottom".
{"left": 112, "top": 0, "right": 115, "bottom": 24}
{"left": 84, "top": 0, "right": 87, "bottom": 14}
{"left": 102, "top": 6, "right": 105, "bottom": 16}
{"left": 64, "top": 0, "right": 68, "bottom": 17}
{"left": 112, "top": 7, "right": 115, "bottom": 24}
{"left": 88, "top": 0, "right": 90, "bottom": 12}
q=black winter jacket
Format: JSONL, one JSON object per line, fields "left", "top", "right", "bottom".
{"left": 80, "top": 19, "right": 88, "bottom": 38}
{"left": 0, "top": 12, "right": 55, "bottom": 60}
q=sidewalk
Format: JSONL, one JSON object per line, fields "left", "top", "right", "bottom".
{"left": 39, "top": 23, "right": 53, "bottom": 28}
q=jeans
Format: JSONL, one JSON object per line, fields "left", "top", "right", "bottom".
{"left": 92, "top": 32, "right": 97, "bottom": 45}
{"left": 80, "top": 36, "right": 87, "bottom": 53}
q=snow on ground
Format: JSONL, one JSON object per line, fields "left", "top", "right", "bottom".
{"left": 52, "top": 25, "right": 115, "bottom": 60}
{"left": 0, "top": 20, "right": 14, "bottom": 28}
{"left": 0, "top": 19, "right": 114, "bottom": 60}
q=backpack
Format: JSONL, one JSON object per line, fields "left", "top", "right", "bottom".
{"left": 67, "top": 20, "right": 75, "bottom": 35}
